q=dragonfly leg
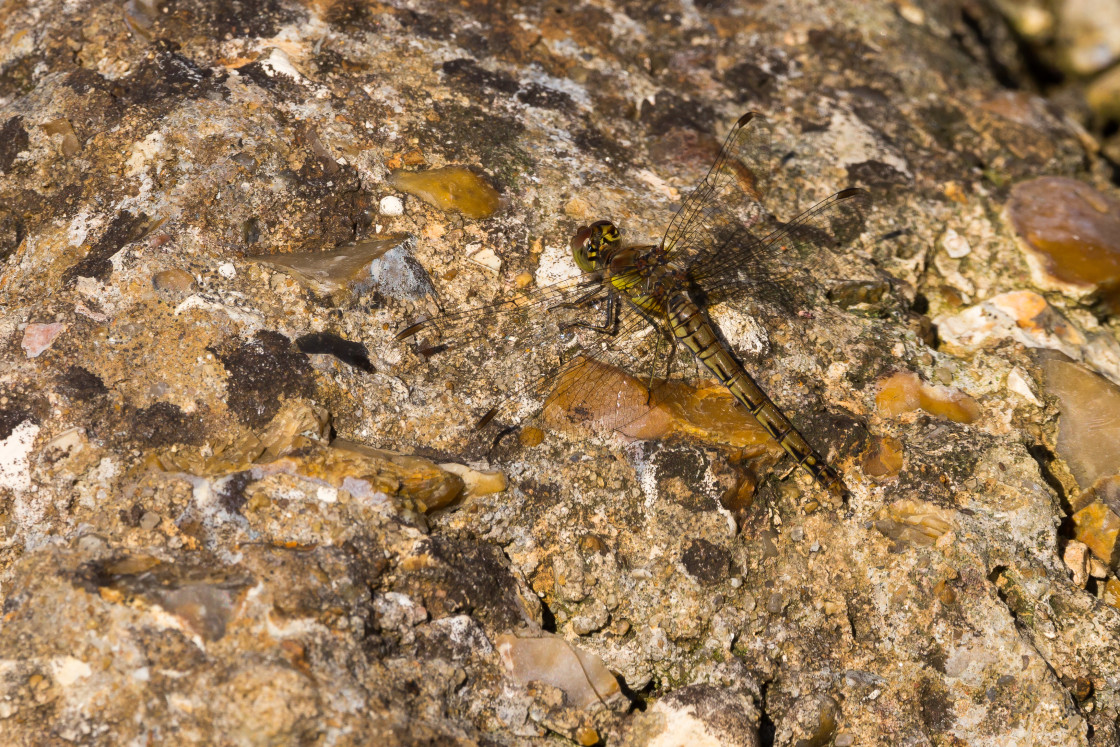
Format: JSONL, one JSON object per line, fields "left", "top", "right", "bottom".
{"left": 556, "top": 290, "right": 619, "bottom": 335}
{"left": 631, "top": 307, "right": 676, "bottom": 405}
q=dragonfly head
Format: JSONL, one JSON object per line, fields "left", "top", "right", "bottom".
{"left": 571, "top": 220, "right": 621, "bottom": 272}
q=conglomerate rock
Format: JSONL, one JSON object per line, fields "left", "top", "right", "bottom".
{"left": 2, "top": 0, "right": 1120, "bottom": 744}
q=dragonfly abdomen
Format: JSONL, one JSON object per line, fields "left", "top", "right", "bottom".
{"left": 666, "top": 293, "right": 846, "bottom": 498}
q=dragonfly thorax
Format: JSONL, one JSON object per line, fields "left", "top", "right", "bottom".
{"left": 571, "top": 220, "right": 621, "bottom": 272}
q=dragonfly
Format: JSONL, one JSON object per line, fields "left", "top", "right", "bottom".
{"left": 397, "top": 112, "right": 870, "bottom": 499}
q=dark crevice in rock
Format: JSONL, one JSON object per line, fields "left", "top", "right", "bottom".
{"left": 539, "top": 596, "right": 557, "bottom": 633}
{"left": 954, "top": 4, "right": 1022, "bottom": 91}
{"left": 1026, "top": 444, "right": 1071, "bottom": 511}
{"left": 758, "top": 680, "right": 776, "bottom": 747}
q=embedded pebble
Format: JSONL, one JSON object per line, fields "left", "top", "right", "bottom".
{"left": 152, "top": 268, "right": 197, "bottom": 294}
{"left": 1063, "top": 540, "right": 1091, "bottom": 588}
{"left": 634, "top": 684, "right": 760, "bottom": 747}
{"left": 1071, "top": 502, "right": 1120, "bottom": 566}
{"left": 218, "top": 262, "right": 236, "bottom": 279}
{"left": 438, "top": 463, "right": 508, "bottom": 497}
{"left": 936, "top": 290, "right": 1087, "bottom": 360}
{"left": 941, "top": 228, "right": 971, "bottom": 258}
{"left": 252, "top": 234, "right": 433, "bottom": 302}
{"left": 379, "top": 195, "right": 404, "bottom": 216}
{"left": 21, "top": 322, "right": 66, "bottom": 358}
{"left": 874, "top": 499, "right": 956, "bottom": 547}
{"left": 496, "top": 633, "right": 622, "bottom": 710}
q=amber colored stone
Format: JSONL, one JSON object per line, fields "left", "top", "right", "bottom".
{"left": 1071, "top": 501, "right": 1120, "bottom": 566}
{"left": 875, "top": 371, "right": 980, "bottom": 424}
{"left": 1006, "top": 177, "right": 1120, "bottom": 304}
{"left": 543, "top": 356, "right": 772, "bottom": 450}
{"left": 918, "top": 384, "right": 980, "bottom": 423}
{"left": 575, "top": 726, "right": 600, "bottom": 746}
{"left": 875, "top": 372, "right": 921, "bottom": 417}
{"left": 41, "top": 118, "right": 80, "bottom": 157}
{"left": 389, "top": 166, "right": 502, "bottom": 220}
{"left": 862, "top": 435, "right": 904, "bottom": 479}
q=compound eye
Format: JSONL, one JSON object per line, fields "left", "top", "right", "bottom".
{"left": 571, "top": 225, "right": 592, "bottom": 252}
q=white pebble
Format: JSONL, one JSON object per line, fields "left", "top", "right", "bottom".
{"left": 942, "top": 228, "right": 971, "bottom": 258}
{"left": 380, "top": 195, "right": 404, "bottom": 216}
{"left": 218, "top": 262, "right": 236, "bottom": 279}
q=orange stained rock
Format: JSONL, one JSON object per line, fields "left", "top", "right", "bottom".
{"left": 862, "top": 435, "right": 904, "bottom": 479}
{"left": 543, "top": 357, "right": 774, "bottom": 450}
{"left": 388, "top": 166, "right": 502, "bottom": 220}
{"left": 1071, "top": 501, "right": 1120, "bottom": 566}
{"left": 875, "top": 370, "right": 980, "bottom": 424}
{"left": 1006, "top": 176, "right": 1120, "bottom": 301}
{"left": 1104, "top": 579, "right": 1120, "bottom": 610}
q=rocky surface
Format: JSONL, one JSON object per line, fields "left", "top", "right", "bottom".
{"left": 2, "top": 0, "right": 1120, "bottom": 744}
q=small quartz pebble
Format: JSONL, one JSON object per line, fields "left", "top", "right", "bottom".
{"left": 379, "top": 195, "right": 404, "bottom": 216}
{"left": 466, "top": 244, "right": 502, "bottom": 272}
{"left": 388, "top": 166, "right": 502, "bottom": 220}
{"left": 21, "top": 323, "right": 66, "bottom": 358}
{"left": 218, "top": 262, "right": 236, "bottom": 279}
{"left": 636, "top": 684, "right": 760, "bottom": 747}
{"left": 1006, "top": 177, "right": 1120, "bottom": 305}
{"left": 252, "top": 234, "right": 433, "bottom": 302}
{"left": 139, "top": 511, "right": 161, "bottom": 531}
{"left": 875, "top": 499, "right": 956, "bottom": 547}
{"left": 941, "top": 227, "right": 971, "bottom": 258}
{"left": 1007, "top": 368, "right": 1041, "bottom": 405}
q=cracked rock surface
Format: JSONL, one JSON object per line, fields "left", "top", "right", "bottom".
{"left": 2, "top": 0, "right": 1120, "bottom": 744}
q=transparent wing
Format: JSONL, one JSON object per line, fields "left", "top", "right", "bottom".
{"left": 658, "top": 111, "right": 772, "bottom": 267}
{"left": 690, "top": 187, "right": 872, "bottom": 307}
{"left": 397, "top": 272, "right": 674, "bottom": 450}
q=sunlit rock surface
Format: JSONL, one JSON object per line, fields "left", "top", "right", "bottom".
{"left": 1, "top": 0, "right": 1119, "bottom": 743}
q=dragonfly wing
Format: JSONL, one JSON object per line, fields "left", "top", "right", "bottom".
{"left": 397, "top": 272, "right": 670, "bottom": 442}
{"left": 692, "top": 187, "right": 872, "bottom": 306}
{"left": 659, "top": 111, "right": 772, "bottom": 266}
{"left": 536, "top": 302, "right": 673, "bottom": 437}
